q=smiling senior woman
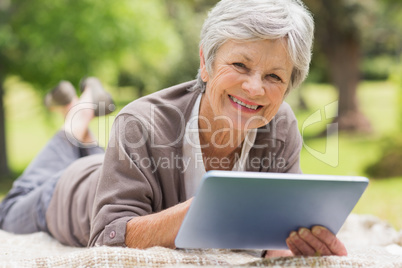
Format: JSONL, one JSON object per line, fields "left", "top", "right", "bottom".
{"left": 0, "top": 0, "right": 347, "bottom": 259}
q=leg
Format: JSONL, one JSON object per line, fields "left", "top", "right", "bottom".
{"left": 0, "top": 79, "right": 110, "bottom": 233}
{"left": 63, "top": 77, "right": 115, "bottom": 145}
{"left": 63, "top": 88, "right": 96, "bottom": 145}
{"left": 1, "top": 170, "right": 63, "bottom": 233}
{"left": 0, "top": 131, "right": 104, "bottom": 233}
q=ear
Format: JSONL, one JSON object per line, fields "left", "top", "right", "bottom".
{"left": 199, "top": 47, "right": 209, "bottom": 82}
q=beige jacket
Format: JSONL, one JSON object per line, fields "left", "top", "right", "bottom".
{"left": 46, "top": 80, "right": 302, "bottom": 247}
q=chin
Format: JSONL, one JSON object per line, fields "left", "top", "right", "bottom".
{"left": 222, "top": 110, "right": 271, "bottom": 131}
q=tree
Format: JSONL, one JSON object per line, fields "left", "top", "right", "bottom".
{"left": 363, "top": 0, "right": 402, "bottom": 179}
{"left": 162, "top": 0, "right": 218, "bottom": 86}
{"left": 304, "top": 0, "right": 374, "bottom": 133}
{"left": 0, "top": 76, "right": 8, "bottom": 176}
{"left": 0, "top": 0, "right": 181, "bottom": 178}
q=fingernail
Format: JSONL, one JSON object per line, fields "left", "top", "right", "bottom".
{"left": 312, "top": 226, "right": 323, "bottom": 235}
{"left": 290, "top": 231, "right": 297, "bottom": 237}
{"left": 299, "top": 228, "right": 308, "bottom": 236}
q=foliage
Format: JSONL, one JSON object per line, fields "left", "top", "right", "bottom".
{"left": 0, "top": 0, "right": 185, "bottom": 176}
{"left": 390, "top": 60, "right": 402, "bottom": 129}
{"left": 364, "top": 60, "right": 402, "bottom": 178}
{"left": 361, "top": 55, "right": 399, "bottom": 81}
{"left": 161, "top": 1, "right": 207, "bottom": 88}
{"left": 292, "top": 80, "right": 399, "bottom": 177}
{"left": 302, "top": 0, "right": 372, "bottom": 132}
{"left": 0, "top": 0, "right": 182, "bottom": 92}
{"left": 365, "top": 138, "right": 402, "bottom": 179}
{"left": 305, "top": 0, "right": 402, "bottom": 84}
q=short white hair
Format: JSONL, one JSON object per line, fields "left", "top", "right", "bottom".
{"left": 194, "top": 0, "right": 314, "bottom": 94}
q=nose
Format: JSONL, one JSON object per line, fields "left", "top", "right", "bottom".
{"left": 242, "top": 73, "right": 265, "bottom": 97}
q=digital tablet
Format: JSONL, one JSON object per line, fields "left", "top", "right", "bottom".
{"left": 175, "top": 170, "right": 369, "bottom": 250}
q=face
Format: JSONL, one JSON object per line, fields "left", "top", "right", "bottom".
{"left": 199, "top": 39, "right": 293, "bottom": 131}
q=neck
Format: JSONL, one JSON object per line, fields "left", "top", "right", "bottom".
{"left": 198, "top": 123, "right": 245, "bottom": 152}
{"left": 199, "top": 131, "right": 243, "bottom": 171}
{"left": 198, "top": 94, "right": 247, "bottom": 171}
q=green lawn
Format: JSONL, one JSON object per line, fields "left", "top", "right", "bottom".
{"left": 1, "top": 78, "right": 401, "bottom": 230}
{"left": 288, "top": 80, "right": 402, "bottom": 230}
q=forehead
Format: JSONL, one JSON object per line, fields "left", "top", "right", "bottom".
{"left": 217, "top": 39, "right": 292, "bottom": 67}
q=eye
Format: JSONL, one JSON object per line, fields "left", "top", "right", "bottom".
{"left": 267, "top": 73, "right": 282, "bottom": 82}
{"left": 233, "top": 62, "right": 248, "bottom": 69}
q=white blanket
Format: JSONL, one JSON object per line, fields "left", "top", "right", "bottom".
{"left": 1, "top": 214, "right": 401, "bottom": 267}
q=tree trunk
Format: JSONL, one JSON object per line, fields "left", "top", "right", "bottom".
{"left": 304, "top": 0, "right": 372, "bottom": 134}
{"left": 324, "top": 36, "right": 372, "bottom": 133}
{"left": 0, "top": 80, "right": 10, "bottom": 178}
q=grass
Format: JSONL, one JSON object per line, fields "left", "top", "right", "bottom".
{"left": 1, "top": 78, "right": 401, "bottom": 230}
{"left": 287, "top": 80, "right": 402, "bottom": 230}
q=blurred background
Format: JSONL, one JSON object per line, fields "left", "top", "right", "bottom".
{"left": 0, "top": 0, "right": 401, "bottom": 230}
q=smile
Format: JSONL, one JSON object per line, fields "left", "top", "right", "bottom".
{"left": 229, "top": 95, "right": 261, "bottom": 110}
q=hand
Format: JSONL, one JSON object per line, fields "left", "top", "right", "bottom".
{"left": 285, "top": 226, "right": 347, "bottom": 256}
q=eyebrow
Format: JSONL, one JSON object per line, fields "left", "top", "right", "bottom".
{"left": 238, "top": 53, "right": 252, "bottom": 62}
{"left": 270, "top": 67, "right": 287, "bottom": 72}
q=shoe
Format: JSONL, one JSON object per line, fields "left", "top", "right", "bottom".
{"left": 45, "top": 81, "right": 77, "bottom": 108}
{"left": 79, "top": 77, "right": 115, "bottom": 116}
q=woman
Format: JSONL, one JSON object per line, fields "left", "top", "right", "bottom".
{"left": 0, "top": 0, "right": 347, "bottom": 257}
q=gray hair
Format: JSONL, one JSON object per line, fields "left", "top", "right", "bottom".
{"left": 194, "top": 0, "right": 314, "bottom": 94}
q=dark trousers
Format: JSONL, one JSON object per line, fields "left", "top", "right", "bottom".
{"left": 0, "top": 131, "right": 103, "bottom": 234}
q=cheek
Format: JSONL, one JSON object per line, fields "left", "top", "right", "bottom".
{"left": 208, "top": 68, "right": 241, "bottom": 91}
{"left": 267, "top": 84, "right": 287, "bottom": 102}
{"left": 262, "top": 85, "right": 286, "bottom": 117}
{"left": 206, "top": 69, "right": 240, "bottom": 104}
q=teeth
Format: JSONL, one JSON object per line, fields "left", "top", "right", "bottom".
{"left": 230, "top": 95, "right": 259, "bottom": 110}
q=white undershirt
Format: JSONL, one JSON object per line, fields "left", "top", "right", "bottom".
{"left": 182, "top": 94, "right": 257, "bottom": 199}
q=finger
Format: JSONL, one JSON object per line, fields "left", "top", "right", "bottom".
{"left": 264, "top": 249, "right": 294, "bottom": 258}
{"left": 312, "top": 226, "right": 347, "bottom": 256}
{"left": 287, "top": 231, "right": 316, "bottom": 256}
{"left": 286, "top": 237, "right": 302, "bottom": 256}
{"left": 298, "top": 228, "right": 332, "bottom": 256}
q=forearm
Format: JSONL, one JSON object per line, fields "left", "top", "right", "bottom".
{"left": 125, "top": 198, "right": 192, "bottom": 249}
